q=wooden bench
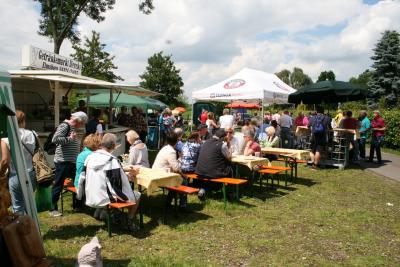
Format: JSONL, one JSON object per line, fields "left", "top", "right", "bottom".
{"left": 162, "top": 185, "right": 200, "bottom": 218}
{"left": 275, "top": 157, "right": 308, "bottom": 180}
{"left": 188, "top": 174, "right": 247, "bottom": 209}
{"left": 260, "top": 165, "right": 291, "bottom": 186}
{"left": 107, "top": 201, "right": 136, "bottom": 237}
{"left": 257, "top": 168, "right": 286, "bottom": 189}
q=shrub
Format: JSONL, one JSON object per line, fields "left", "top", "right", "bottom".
{"left": 382, "top": 109, "right": 400, "bottom": 149}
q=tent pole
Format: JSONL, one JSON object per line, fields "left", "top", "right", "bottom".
{"left": 190, "top": 101, "right": 194, "bottom": 131}
{"left": 54, "top": 81, "right": 60, "bottom": 126}
{"left": 86, "top": 87, "right": 90, "bottom": 115}
{"left": 109, "top": 89, "right": 113, "bottom": 125}
{"left": 261, "top": 98, "right": 264, "bottom": 136}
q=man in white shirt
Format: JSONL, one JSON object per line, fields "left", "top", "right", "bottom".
{"left": 219, "top": 108, "right": 234, "bottom": 130}
{"left": 279, "top": 110, "right": 293, "bottom": 148}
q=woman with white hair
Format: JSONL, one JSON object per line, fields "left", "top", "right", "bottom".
{"left": 263, "top": 126, "right": 279, "bottom": 161}
{"left": 126, "top": 130, "right": 150, "bottom": 167}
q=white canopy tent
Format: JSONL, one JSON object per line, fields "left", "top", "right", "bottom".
{"left": 192, "top": 67, "right": 296, "bottom": 103}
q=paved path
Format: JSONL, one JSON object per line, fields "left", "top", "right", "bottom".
{"left": 359, "top": 152, "right": 400, "bottom": 182}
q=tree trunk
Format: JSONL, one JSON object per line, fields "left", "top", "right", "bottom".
{"left": 54, "top": 41, "right": 61, "bottom": 54}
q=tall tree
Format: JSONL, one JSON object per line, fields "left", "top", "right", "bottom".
{"left": 35, "top": 0, "right": 154, "bottom": 54}
{"left": 317, "top": 70, "right": 336, "bottom": 82}
{"left": 290, "top": 67, "right": 313, "bottom": 89}
{"left": 139, "top": 52, "right": 184, "bottom": 106}
{"left": 275, "top": 69, "right": 291, "bottom": 85}
{"left": 71, "top": 31, "right": 123, "bottom": 82}
{"left": 368, "top": 30, "right": 400, "bottom": 108}
{"left": 275, "top": 67, "right": 313, "bottom": 89}
{"left": 349, "top": 69, "right": 371, "bottom": 87}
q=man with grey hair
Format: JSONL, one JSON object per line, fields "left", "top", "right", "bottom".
{"left": 219, "top": 108, "right": 234, "bottom": 130}
{"left": 50, "top": 111, "right": 87, "bottom": 217}
{"left": 77, "top": 133, "right": 141, "bottom": 230}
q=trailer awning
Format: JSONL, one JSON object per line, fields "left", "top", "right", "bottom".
{"left": 9, "top": 70, "right": 160, "bottom": 97}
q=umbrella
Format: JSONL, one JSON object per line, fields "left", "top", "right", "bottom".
{"left": 288, "top": 80, "right": 367, "bottom": 104}
{"left": 173, "top": 107, "right": 186, "bottom": 113}
{"left": 225, "top": 102, "right": 260, "bottom": 109}
{"left": 81, "top": 93, "right": 166, "bottom": 109}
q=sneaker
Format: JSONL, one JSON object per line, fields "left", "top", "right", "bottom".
{"left": 49, "top": 210, "right": 62, "bottom": 217}
{"left": 198, "top": 188, "right": 206, "bottom": 201}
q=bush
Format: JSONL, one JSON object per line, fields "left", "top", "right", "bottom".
{"left": 382, "top": 109, "right": 400, "bottom": 149}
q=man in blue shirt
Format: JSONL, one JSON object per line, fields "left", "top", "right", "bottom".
{"left": 358, "top": 110, "right": 370, "bottom": 159}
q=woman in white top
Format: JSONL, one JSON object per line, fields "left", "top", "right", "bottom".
{"left": 0, "top": 110, "right": 37, "bottom": 214}
{"left": 206, "top": 112, "right": 219, "bottom": 135}
{"left": 126, "top": 130, "right": 150, "bottom": 168}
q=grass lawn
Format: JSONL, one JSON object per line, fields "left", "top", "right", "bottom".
{"left": 39, "top": 165, "right": 400, "bottom": 266}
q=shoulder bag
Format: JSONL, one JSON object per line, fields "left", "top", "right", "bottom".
{"left": 22, "top": 131, "right": 54, "bottom": 185}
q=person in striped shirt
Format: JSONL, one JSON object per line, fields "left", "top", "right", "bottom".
{"left": 50, "top": 111, "right": 87, "bottom": 217}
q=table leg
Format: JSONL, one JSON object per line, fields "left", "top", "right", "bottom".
{"left": 235, "top": 164, "right": 239, "bottom": 178}
{"left": 236, "top": 184, "right": 240, "bottom": 201}
{"left": 138, "top": 185, "right": 144, "bottom": 229}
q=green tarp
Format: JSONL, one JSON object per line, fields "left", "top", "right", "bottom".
{"left": 83, "top": 93, "right": 166, "bottom": 109}
{"left": 288, "top": 80, "right": 367, "bottom": 104}
{"left": 0, "top": 72, "right": 40, "bottom": 229}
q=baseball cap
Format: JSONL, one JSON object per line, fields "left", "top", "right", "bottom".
{"left": 71, "top": 111, "right": 88, "bottom": 122}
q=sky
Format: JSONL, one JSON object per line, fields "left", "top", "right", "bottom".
{"left": 0, "top": 0, "right": 399, "bottom": 101}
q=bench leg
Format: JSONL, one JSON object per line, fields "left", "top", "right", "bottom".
{"left": 295, "top": 162, "right": 298, "bottom": 180}
{"left": 222, "top": 183, "right": 227, "bottom": 210}
{"left": 235, "top": 184, "right": 240, "bottom": 201}
{"left": 107, "top": 209, "right": 111, "bottom": 237}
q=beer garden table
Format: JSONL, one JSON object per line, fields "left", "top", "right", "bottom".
{"left": 231, "top": 155, "right": 270, "bottom": 178}
{"left": 124, "top": 165, "right": 182, "bottom": 227}
{"left": 261, "top": 147, "right": 311, "bottom": 180}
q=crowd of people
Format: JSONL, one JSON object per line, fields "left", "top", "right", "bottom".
{"left": 0, "top": 105, "right": 386, "bottom": 229}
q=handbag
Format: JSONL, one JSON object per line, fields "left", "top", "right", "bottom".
{"left": 22, "top": 132, "right": 54, "bottom": 185}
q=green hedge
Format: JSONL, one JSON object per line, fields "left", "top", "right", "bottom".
{"left": 382, "top": 109, "right": 400, "bottom": 149}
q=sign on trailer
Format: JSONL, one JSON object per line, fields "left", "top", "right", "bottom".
{"left": 21, "top": 45, "right": 82, "bottom": 75}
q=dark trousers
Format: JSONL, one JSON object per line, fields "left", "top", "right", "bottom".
{"left": 280, "top": 127, "right": 293, "bottom": 148}
{"left": 52, "top": 162, "right": 76, "bottom": 211}
{"left": 369, "top": 136, "right": 384, "bottom": 163}
{"left": 358, "top": 138, "right": 366, "bottom": 158}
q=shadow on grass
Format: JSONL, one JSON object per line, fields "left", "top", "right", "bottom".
{"left": 136, "top": 194, "right": 212, "bottom": 235}
{"left": 49, "top": 257, "right": 130, "bottom": 267}
{"left": 292, "top": 176, "right": 318, "bottom": 187}
{"left": 43, "top": 224, "right": 103, "bottom": 240}
{"left": 357, "top": 159, "right": 392, "bottom": 170}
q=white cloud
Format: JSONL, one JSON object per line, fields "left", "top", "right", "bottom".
{"left": 0, "top": 0, "right": 399, "bottom": 102}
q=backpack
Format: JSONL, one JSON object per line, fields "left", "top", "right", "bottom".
{"left": 43, "top": 122, "right": 70, "bottom": 155}
{"left": 312, "top": 115, "right": 325, "bottom": 134}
